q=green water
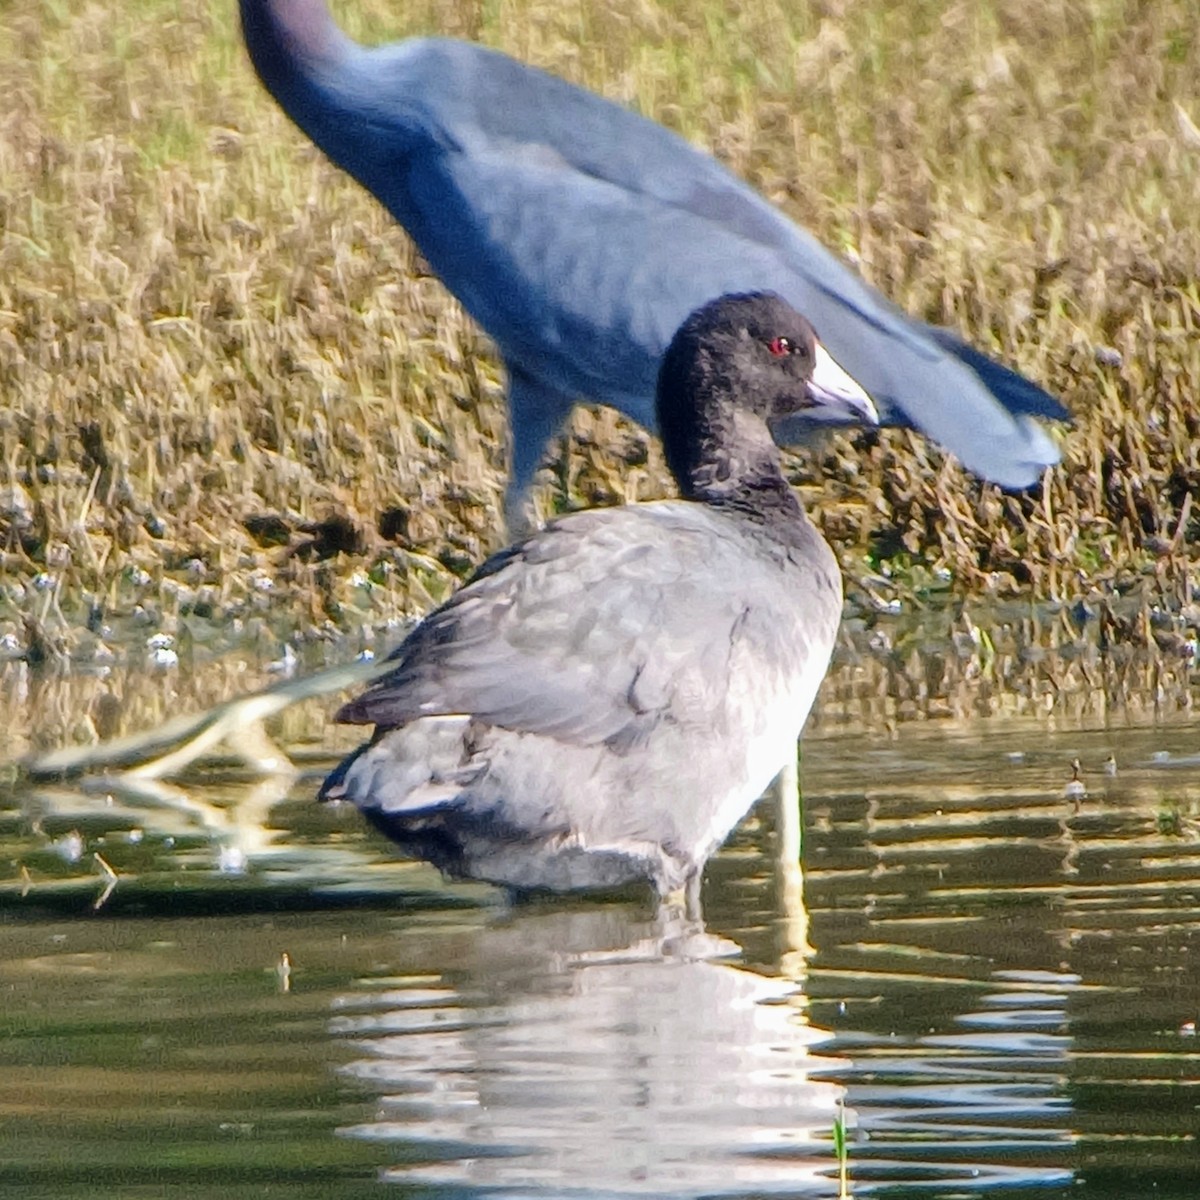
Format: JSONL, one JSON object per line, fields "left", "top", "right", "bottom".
{"left": 2, "top": 637, "right": 1200, "bottom": 1198}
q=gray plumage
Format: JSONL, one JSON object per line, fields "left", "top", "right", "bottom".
{"left": 321, "top": 292, "right": 878, "bottom": 900}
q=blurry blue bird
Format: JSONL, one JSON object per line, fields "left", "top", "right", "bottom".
{"left": 240, "top": 0, "right": 1066, "bottom": 520}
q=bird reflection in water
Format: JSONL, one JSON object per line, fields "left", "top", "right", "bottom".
{"left": 330, "top": 904, "right": 846, "bottom": 1196}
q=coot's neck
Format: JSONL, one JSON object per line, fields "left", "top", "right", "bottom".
{"left": 658, "top": 362, "right": 805, "bottom": 527}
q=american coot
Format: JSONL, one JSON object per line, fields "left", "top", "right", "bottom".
{"left": 240, "top": 0, "right": 1066, "bottom": 521}
{"left": 320, "top": 292, "right": 878, "bottom": 907}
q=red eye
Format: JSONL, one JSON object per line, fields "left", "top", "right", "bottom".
{"left": 768, "top": 336, "right": 793, "bottom": 357}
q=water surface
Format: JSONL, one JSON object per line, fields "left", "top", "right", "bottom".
{"left": 2, "top": 628, "right": 1199, "bottom": 1198}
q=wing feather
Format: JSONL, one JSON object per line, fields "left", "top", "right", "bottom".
{"left": 336, "top": 504, "right": 747, "bottom": 748}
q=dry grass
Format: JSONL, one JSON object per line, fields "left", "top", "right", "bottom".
{"left": 1, "top": 0, "right": 1198, "bottom": 663}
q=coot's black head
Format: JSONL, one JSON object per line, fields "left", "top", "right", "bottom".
{"left": 656, "top": 292, "right": 877, "bottom": 505}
